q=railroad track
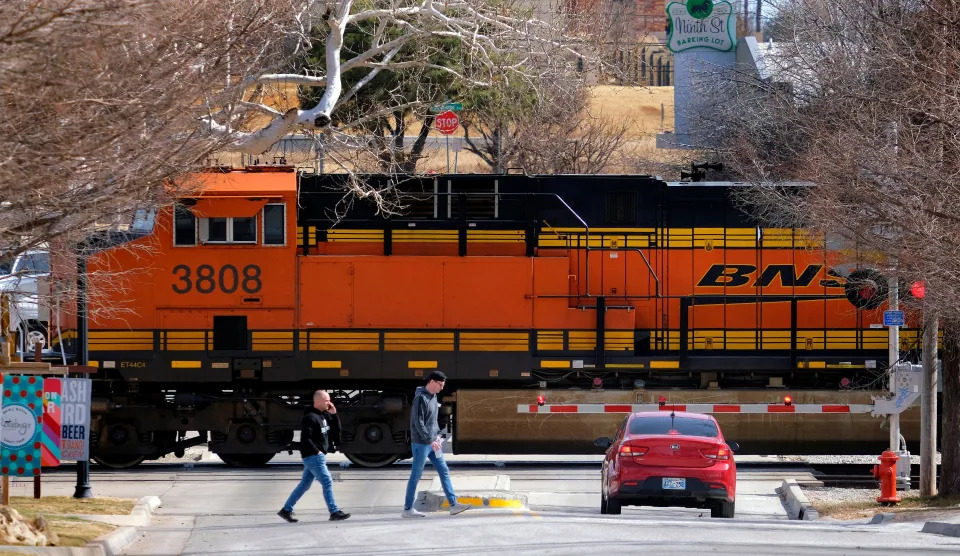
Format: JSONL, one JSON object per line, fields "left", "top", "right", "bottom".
{"left": 807, "top": 463, "right": 940, "bottom": 489}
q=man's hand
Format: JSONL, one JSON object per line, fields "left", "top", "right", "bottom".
{"left": 326, "top": 401, "right": 337, "bottom": 414}
{"left": 430, "top": 437, "right": 443, "bottom": 452}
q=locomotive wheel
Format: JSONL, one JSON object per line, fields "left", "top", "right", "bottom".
{"left": 217, "top": 452, "right": 276, "bottom": 467}
{"left": 345, "top": 453, "right": 401, "bottom": 468}
{"left": 93, "top": 455, "right": 146, "bottom": 469}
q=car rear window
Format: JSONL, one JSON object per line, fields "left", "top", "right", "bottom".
{"left": 628, "top": 416, "right": 719, "bottom": 438}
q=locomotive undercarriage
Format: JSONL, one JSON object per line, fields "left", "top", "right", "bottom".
{"left": 87, "top": 360, "right": 887, "bottom": 469}
{"left": 89, "top": 384, "right": 417, "bottom": 468}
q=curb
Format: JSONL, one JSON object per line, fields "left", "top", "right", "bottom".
{"left": 84, "top": 495, "right": 161, "bottom": 555}
{"left": 777, "top": 478, "right": 819, "bottom": 521}
{"left": 0, "top": 495, "right": 161, "bottom": 555}
{"left": 128, "top": 495, "right": 162, "bottom": 526}
{"left": 416, "top": 490, "right": 528, "bottom": 512}
{"left": 84, "top": 526, "right": 138, "bottom": 556}
{"left": 869, "top": 512, "right": 896, "bottom": 524}
{"left": 921, "top": 521, "right": 960, "bottom": 537}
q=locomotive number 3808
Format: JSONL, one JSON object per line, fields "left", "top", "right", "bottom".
{"left": 171, "top": 264, "right": 262, "bottom": 294}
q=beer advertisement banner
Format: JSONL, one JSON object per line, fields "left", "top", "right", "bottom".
{"left": 1, "top": 375, "right": 44, "bottom": 476}
{"left": 60, "top": 378, "right": 92, "bottom": 461}
{"left": 42, "top": 378, "right": 62, "bottom": 467}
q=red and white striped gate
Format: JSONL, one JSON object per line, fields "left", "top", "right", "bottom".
{"left": 517, "top": 403, "right": 876, "bottom": 414}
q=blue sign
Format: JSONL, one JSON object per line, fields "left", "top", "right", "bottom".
{"left": 883, "top": 310, "right": 905, "bottom": 327}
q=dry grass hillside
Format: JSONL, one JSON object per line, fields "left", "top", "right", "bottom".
{"left": 217, "top": 84, "right": 694, "bottom": 176}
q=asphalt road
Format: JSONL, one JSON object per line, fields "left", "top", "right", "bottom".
{"left": 24, "top": 455, "right": 960, "bottom": 554}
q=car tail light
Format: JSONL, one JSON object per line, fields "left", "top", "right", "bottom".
{"left": 700, "top": 447, "right": 731, "bottom": 460}
{"left": 619, "top": 445, "right": 648, "bottom": 457}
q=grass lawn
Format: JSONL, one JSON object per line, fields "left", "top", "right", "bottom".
{"left": 814, "top": 494, "right": 960, "bottom": 521}
{"left": 3, "top": 496, "right": 136, "bottom": 547}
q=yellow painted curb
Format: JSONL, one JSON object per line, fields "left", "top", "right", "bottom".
{"left": 440, "top": 496, "right": 524, "bottom": 509}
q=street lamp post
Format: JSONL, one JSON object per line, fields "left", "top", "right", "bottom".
{"left": 73, "top": 254, "right": 92, "bottom": 498}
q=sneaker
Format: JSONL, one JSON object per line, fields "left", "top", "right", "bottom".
{"left": 450, "top": 502, "right": 472, "bottom": 515}
{"left": 277, "top": 509, "right": 298, "bottom": 523}
{"left": 329, "top": 510, "right": 351, "bottom": 521}
{"left": 401, "top": 508, "right": 425, "bottom": 518}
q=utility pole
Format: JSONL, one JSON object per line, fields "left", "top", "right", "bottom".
{"left": 889, "top": 278, "right": 900, "bottom": 454}
{"left": 756, "top": 0, "right": 762, "bottom": 37}
{"left": 921, "top": 309, "right": 939, "bottom": 496}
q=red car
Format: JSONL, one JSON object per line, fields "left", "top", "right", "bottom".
{"left": 596, "top": 411, "right": 738, "bottom": 518}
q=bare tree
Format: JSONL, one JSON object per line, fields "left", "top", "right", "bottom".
{"left": 210, "top": 0, "right": 581, "bottom": 160}
{"left": 513, "top": 86, "right": 634, "bottom": 174}
{"left": 1, "top": 0, "right": 312, "bottom": 260}
{"left": 708, "top": 0, "right": 960, "bottom": 494}
{"left": 462, "top": 81, "right": 634, "bottom": 174}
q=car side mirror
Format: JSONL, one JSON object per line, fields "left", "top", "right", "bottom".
{"left": 594, "top": 437, "right": 612, "bottom": 449}
{"left": 727, "top": 441, "right": 740, "bottom": 452}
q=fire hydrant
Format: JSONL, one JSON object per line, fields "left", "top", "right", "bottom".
{"left": 871, "top": 450, "right": 902, "bottom": 505}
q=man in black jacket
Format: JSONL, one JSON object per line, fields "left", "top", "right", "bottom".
{"left": 278, "top": 390, "right": 350, "bottom": 522}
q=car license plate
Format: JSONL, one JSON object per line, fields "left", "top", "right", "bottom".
{"left": 662, "top": 478, "right": 686, "bottom": 490}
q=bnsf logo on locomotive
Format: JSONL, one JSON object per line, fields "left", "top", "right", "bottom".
{"left": 697, "top": 264, "right": 845, "bottom": 288}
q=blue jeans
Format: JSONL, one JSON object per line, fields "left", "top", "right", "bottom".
{"left": 404, "top": 443, "right": 456, "bottom": 510}
{"left": 282, "top": 453, "right": 340, "bottom": 514}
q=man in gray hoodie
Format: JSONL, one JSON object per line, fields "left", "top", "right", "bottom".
{"left": 401, "top": 371, "right": 471, "bottom": 517}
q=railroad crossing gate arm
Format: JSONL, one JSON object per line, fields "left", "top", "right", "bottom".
{"left": 517, "top": 403, "right": 877, "bottom": 414}
{"left": 518, "top": 366, "right": 923, "bottom": 417}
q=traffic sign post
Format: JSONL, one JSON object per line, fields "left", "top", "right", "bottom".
{"left": 434, "top": 110, "right": 460, "bottom": 173}
{"left": 434, "top": 110, "right": 459, "bottom": 135}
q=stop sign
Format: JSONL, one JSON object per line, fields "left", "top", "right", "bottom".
{"left": 434, "top": 110, "right": 459, "bottom": 135}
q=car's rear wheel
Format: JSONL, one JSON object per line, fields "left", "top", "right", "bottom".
{"left": 607, "top": 496, "right": 621, "bottom": 515}
{"left": 711, "top": 500, "right": 735, "bottom": 518}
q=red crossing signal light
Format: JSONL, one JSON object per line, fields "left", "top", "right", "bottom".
{"left": 910, "top": 281, "right": 926, "bottom": 300}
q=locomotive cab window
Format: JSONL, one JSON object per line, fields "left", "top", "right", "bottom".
{"left": 173, "top": 207, "right": 197, "bottom": 246}
{"left": 262, "top": 203, "right": 285, "bottom": 245}
{"left": 199, "top": 217, "right": 257, "bottom": 244}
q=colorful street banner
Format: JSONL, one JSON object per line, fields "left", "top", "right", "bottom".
{"left": 42, "top": 378, "right": 62, "bottom": 467}
{"left": 60, "top": 378, "right": 92, "bottom": 461}
{"left": 1, "top": 375, "right": 44, "bottom": 476}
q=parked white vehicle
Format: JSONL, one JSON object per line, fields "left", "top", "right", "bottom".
{"left": 0, "top": 249, "right": 51, "bottom": 351}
